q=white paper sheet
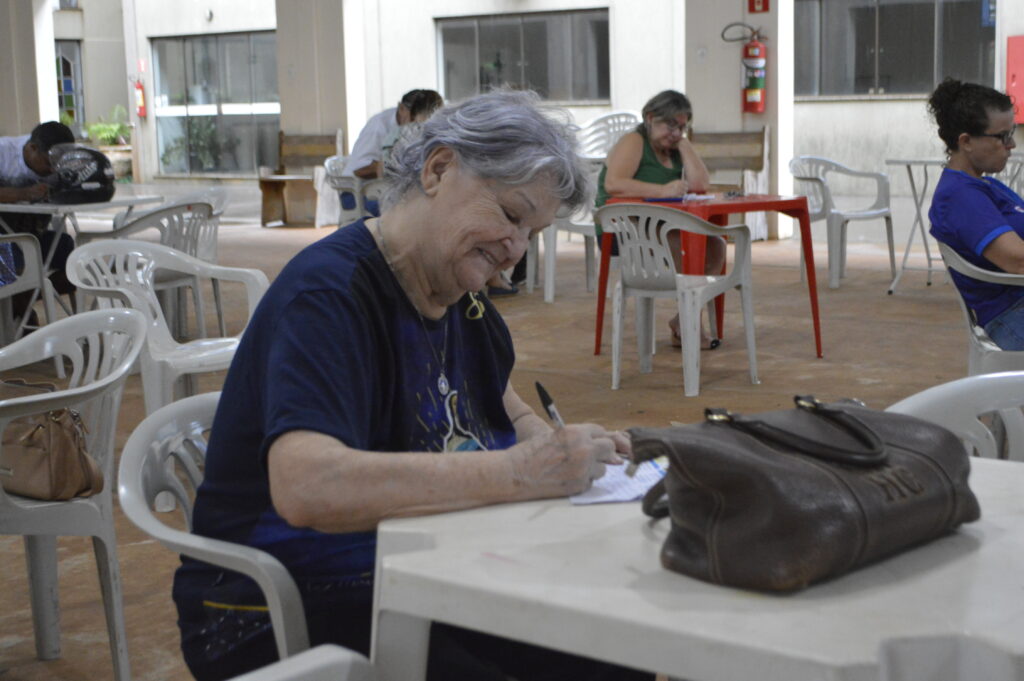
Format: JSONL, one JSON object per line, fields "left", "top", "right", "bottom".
{"left": 570, "top": 459, "right": 666, "bottom": 505}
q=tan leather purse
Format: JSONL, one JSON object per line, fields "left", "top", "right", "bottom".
{"left": 630, "top": 395, "right": 980, "bottom": 592}
{"left": 0, "top": 379, "right": 102, "bottom": 500}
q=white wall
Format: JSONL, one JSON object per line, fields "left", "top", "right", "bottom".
{"left": 54, "top": 0, "right": 129, "bottom": 132}
{"left": 276, "top": 0, "right": 347, "bottom": 138}
{"left": 685, "top": 0, "right": 793, "bottom": 236}
{"left": 795, "top": 3, "right": 1024, "bottom": 199}
{"left": 343, "top": 0, "right": 685, "bottom": 150}
{"left": 0, "top": 0, "right": 59, "bottom": 136}
{"left": 136, "top": 0, "right": 276, "bottom": 38}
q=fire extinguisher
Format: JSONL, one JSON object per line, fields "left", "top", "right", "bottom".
{"left": 133, "top": 79, "right": 147, "bottom": 119}
{"left": 722, "top": 22, "right": 768, "bottom": 114}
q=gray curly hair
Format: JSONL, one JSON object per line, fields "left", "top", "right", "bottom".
{"left": 381, "top": 89, "right": 590, "bottom": 214}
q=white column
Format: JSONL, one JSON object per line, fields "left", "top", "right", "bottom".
{"left": 276, "top": 0, "right": 347, "bottom": 138}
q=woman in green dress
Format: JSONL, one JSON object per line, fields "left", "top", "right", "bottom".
{"left": 596, "top": 90, "right": 723, "bottom": 349}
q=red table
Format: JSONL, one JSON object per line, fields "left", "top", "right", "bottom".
{"left": 597, "top": 194, "right": 822, "bottom": 358}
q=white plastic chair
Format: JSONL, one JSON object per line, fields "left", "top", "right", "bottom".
{"left": 0, "top": 233, "right": 58, "bottom": 343}
{"left": 937, "top": 241, "right": 1024, "bottom": 376}
{"left": 595, "top": 204, "right": 758, "bottom": 396}
{"left": 66, "top": 240, "right": 269, "bottom": 415}
{"left": 887, "top": 371, "right": 1024, "bottom": 461}
{"left": 789, "top": 155, "right": 895, "bottom": 289}
{"left": 77, "top": 201, "right": 226, "bottom": 337}
{"left": 0, "top": 308, "right": 147, "bottom": 681}
{"left": 324, "top": 156, "right": 373, "bottom": 226}
{"left": 578, "top": 111, "right": 641, "bottom": 159}
{"left": 118, "top": 392, "right": 315, "bottom": 663}
{"left": 227, "top": 644, "right": 373, "bottom": 681}
{"left": 526, "top": 163, "right": 603, "bottom": 303}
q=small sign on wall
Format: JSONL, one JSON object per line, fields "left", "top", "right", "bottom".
{"left": 749, "top": 0, "right": 769, "bottom": 12}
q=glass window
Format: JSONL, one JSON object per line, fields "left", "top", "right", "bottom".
{"left": 152, "top": 31, "right": 279, "bottom": 175}
{"left": 54, "top": 40, "right": 84, "bottom": 135}
{"left": 795, "top": 0, "right": 994, "bottom": 96}
{"left": 438, "top": 10, "right": 609, "bottom": 103}
{"left": 440, "top": 21, "right": 477, "bottom": 102}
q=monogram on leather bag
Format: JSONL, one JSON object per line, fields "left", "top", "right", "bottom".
{"left": 0, "top": 379, "right": 102, "bottom": 501}
{"left": 629, "top": 395, "right": 981, "bottom": 592}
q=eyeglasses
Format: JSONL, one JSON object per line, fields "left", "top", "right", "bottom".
{"left": 657, "top": 118, "right": 689, "bottom": 134}
{"left": 974, "top": 125, "right": 1017, "bottom": 146}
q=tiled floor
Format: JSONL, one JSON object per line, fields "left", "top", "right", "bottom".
{"left": 0, "top": 202, "right": 969, "bottom": 680}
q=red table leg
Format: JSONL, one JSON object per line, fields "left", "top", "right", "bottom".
{"left": 594, "top": 232, "right": 614, "bottom": 355}
{"left": 786, "top": 208, "right": 823, "bottom": 358}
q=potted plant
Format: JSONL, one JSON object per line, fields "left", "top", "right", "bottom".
{"left": 85, "top": 105, "right": 132, "bottom": 179}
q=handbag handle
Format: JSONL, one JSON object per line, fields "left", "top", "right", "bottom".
{"left": 705, "top": 395, "right": 888, "bottom": 467}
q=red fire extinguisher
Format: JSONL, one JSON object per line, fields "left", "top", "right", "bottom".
{"left": 134, "top": 79, "right": 147, "bottom": 119}
{"left": 722, "top": 22, "right": 768, "bottom": 114}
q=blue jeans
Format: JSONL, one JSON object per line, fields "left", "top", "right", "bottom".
{"left": 984, "top": 296, "right": 1024, "bottom": 350}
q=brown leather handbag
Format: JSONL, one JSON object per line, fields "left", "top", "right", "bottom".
{"left": 629, "top": 395, "right": 981, "bottom": 592}
{"left": 0, "top": 379, "right": 102, "bottom": 501}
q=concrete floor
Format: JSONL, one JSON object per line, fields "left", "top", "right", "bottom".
{"left": 0, "top": 193, "right": 970, "bottom": 680}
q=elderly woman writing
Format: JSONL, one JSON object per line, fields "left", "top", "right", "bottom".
{"left": 928, "top": 78, "right": 1024, "bottom": 349}
{"left": 173, "top": 90, "right": 648, "bottom": 681}
{"left": 596, "top": 89, "right": 722, "bottom": 349}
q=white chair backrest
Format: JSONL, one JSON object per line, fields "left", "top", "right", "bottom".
{"left": 68, "top": 240, "right": 268, "bottom": 352}
{"left": 0, "top": 309, "right": 146, "bottom": 489}
{"left": 789, "top": 156, "right": 837, "bottom": 221}
{"left": 121, "top": 201, "right": 218, "bottom": 263}
{"left": 596, "top": 204, "right": 746, "bottom": 293}
{"left": 579, "top": 111, "right": 641, "bottom": 158}
{"left": 597, "top": 204, "right": 678, "bottom": 292}
{"left": 887, "top": 371, "right": 1024, "bottom": 460}
{"left": 324, "top": 155, "right": 346, "bottom": 178}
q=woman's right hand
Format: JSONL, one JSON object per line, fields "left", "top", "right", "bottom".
{"left": 507, "top": 424, "right": 624, "bottom": 498}
{"left": 656, "top": 179, "right": 688, "bottom": 198}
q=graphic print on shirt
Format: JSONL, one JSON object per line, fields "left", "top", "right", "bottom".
{"left": 404, "top": 298, "right": 500, "bottom": 453}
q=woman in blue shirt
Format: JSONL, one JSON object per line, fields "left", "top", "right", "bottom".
{"left": 928, "top": 78, "right": 1024, "bottom": 349}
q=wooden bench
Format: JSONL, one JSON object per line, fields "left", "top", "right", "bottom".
{"left": 259, "top": 132, "right": 339, "bottom": 227}
{"left": 690, "top": 127, "right": 771, "bottom": 238}
{"left": 690, "top": 127, "right": 768, "bottom": 193}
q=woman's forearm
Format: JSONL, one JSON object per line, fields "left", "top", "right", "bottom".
{"left": 268, "top": 430, "right": 528, "bottom": 533}
{"left": 268, "top": 423, "right": 621, "bottom": 534}
{"left": 677, "top": 139, "right": 711, "bottom": 193}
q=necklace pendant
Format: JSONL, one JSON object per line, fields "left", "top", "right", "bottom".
{"left": 438, "top": 372, "right": 450, "bottom": 396}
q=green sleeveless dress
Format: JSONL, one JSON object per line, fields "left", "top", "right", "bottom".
{"left": 594, "top": 133, "right": 683, "bottom": 235}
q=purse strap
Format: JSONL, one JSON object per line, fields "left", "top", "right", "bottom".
{"left": 705, "top": 395, "right": 888, "bottom": 467}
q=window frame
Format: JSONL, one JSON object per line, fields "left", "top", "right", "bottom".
{"left": 435, "top": 8, "right": 611, "bottom": 106}
{"left": 795, "top": 0, "right": 995, "bottom": 99}
{"left": 151, "top": 30, "right": 280, "bottom": 177}
{"left": 55, "top": 40, "right": 85, "bottom": 136}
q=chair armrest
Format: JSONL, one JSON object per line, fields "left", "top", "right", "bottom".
{"left": 129, "top": 506, "right": 311, "bottom": 657}
{"left": 938, "top": 241, "right": 1024, "bottom": 286}
{"left": 203, "top": 265, "right": 269, "bottom": 320}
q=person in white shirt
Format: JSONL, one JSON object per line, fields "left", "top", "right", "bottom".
{"left": 0, "top": 122, "right": 78, "bottom": 315}
{"left": 344, "top": 89, "right": 443, "bottom": 180}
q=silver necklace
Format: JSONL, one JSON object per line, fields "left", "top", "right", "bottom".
{"left": 375, "top": 219, "right": 451, "bottom": 396}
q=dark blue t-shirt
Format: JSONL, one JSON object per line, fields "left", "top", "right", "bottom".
{"left": 929, "top": 168, "right": 1024, "bottom": 326}
{"left": 173, "top": 221, "right": 516, "bottom": 602}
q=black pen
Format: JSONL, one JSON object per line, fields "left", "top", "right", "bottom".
{"left": 535, "top": 381, "right": 565, "bottom": 428}
{"left": 536, "top": 381, "right": 637, "bottom": 476}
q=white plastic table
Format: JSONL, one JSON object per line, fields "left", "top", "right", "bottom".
{"left": 884, "top": 159, "right": 946, "bottom": 294}
{"left": 372, "top": 458, "right": 1024, "bottom": 681}
{"left": 0, "top": 195, "right": 162, "bottom": 316}
{"left": 0, "top": 195, "right": 163, "bottom": 267}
